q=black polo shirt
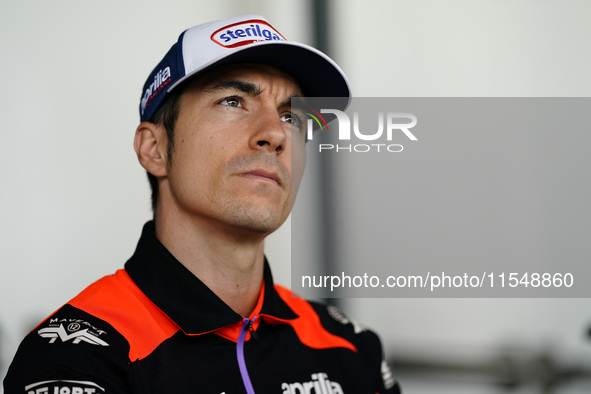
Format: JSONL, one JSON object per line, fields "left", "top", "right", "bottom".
{"left": 4, "top": 222, "right": 400, "bottom": 393}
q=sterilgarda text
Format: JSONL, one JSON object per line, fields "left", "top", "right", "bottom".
{"left": 218, "top": 24, "right": 282, "bottom": 42}
{"left": 302, "top": 272, "right": 574, "bottom": 292}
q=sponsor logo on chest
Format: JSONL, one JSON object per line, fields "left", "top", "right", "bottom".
{"left": 281, "top": 372, "right": 344, "bottom": 394}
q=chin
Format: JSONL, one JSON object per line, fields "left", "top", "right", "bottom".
{"left": 227, "top": 207, "right": 287, "bottom": 235}
{"left": 214, "top": 194, "right": 290, "bottom": 234}
{"left": 237, "top": 215, "right": 283, "bottom": 234}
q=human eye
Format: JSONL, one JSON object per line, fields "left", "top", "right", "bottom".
{"left": 217, "top": 96, "right": 244, "bottom": 108}
{"left": 280, "top": 111, "right": 302, "bottom": 128}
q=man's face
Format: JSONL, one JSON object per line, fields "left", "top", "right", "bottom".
{"left": 161, "top": 63, "right": 306, "bottom": 236}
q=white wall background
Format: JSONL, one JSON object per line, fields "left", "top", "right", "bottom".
{"left": 327, "top": 1, "right": 591, "bottom": 393}
{"left": 2, "top": 0, "right": 591, "bottom": 392}
{"left": 0, "top": 0, "right": 309, "bottom": 386}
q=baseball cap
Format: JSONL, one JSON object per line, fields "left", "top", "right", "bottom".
{"left": 139, "top": 14, "right": 351, "bottom": 122}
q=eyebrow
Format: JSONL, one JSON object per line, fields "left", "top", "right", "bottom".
{"left": 206, "top": 80, "right": 301, "bottom": 106}
{"left": 279, "top": 94, "right": 301, "bottom": 109}
{"left": 206, "top": 80, "right": 262, "bottom": 96}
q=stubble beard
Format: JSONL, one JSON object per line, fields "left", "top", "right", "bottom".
{"left": 215, "top": 193, "right": 290, "bottom": 236}
{"left": 217, "top": 153, "right": 292, "bottom": 235}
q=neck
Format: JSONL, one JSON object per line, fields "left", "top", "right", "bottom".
{"left": 154, "top": 208, "right": 266, "bottom": 318}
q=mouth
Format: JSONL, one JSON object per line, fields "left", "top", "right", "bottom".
{"left": 238, "top": 169, "right": 283, "bottom": 187}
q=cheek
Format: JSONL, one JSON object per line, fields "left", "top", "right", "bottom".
{"left": 172, "top": 141, "right": 217, "bottom": 191}
{"left": 289, "top": 144, "right": 307, "bottom": 195}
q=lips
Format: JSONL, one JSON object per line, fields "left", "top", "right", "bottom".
{"left": 239, "top": 169, "right": 283, "bottom": 187}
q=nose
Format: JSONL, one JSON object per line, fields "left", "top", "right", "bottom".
{"left": 249, "top": 106, "right": 287, "bottom": 155}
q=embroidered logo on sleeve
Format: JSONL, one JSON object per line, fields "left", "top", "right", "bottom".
{"left": 327, "top": 305, "right": 366, "bottom": 334}
{"left": 37, "top": 319, "right": 109, "bottom": 346}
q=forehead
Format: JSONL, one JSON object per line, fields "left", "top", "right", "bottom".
{"left": 183, "top": 63, "right": 303, "bottom": 96}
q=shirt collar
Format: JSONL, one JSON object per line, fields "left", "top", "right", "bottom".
{"left": 124, "top": 221, "right": 297, "bottom": 335}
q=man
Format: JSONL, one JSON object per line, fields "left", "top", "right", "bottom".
{"left": 4, "top": 15, "right": 400, "bottom": 393}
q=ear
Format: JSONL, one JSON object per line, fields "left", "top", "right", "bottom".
{"left": 134, "top": 122, "right": 169, "bottom": 177}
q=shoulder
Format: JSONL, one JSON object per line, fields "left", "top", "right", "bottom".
{"left": 67, "top": 268, "right": 179, "bottom": 361}
{"left": 14, "top": 270, "right": 142, "bottom": 359}
{"left": 274, "top": 284, "right": 381, "bottom": 351}
{"left": 273, "top": 285, "right": 401, "bottom": 393}
{"left": 4, "top": 302, "right": 131, "bottom": 393}
{"left": 4, "top": 270, "right": 178, "bottom": 393}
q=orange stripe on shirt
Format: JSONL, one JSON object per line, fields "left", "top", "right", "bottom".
{"left": 69, "top": 269, "right": 179, "bottom": 361}
{"left": 268, "top": 285, "right": 357, "bottom": 353}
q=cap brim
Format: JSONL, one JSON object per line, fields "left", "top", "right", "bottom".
{"left": 170, "top": 41, "right": 351, "bottom": 104}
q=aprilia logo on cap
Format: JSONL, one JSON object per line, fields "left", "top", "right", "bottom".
{"left": 211, "top": 20, "right": 285, "bottom": 48}
{"left": 140, "top": 66, "right": 171, "bottom": 116}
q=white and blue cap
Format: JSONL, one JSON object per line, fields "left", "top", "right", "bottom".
{"left": 139, "top": 14, "right": 351, "bottom": 122}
